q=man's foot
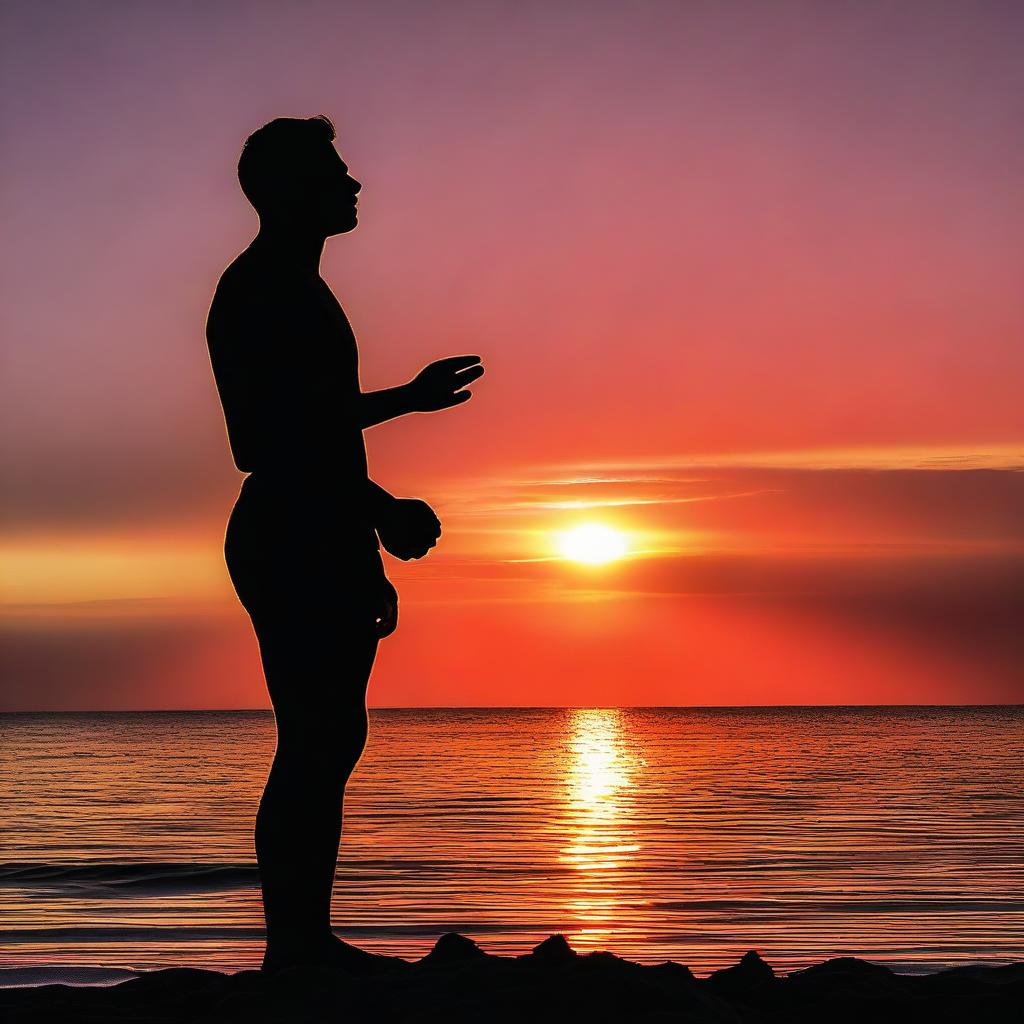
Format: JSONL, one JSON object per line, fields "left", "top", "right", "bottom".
{"left": 261, "top": 935, "right": 407, "bottom": 975}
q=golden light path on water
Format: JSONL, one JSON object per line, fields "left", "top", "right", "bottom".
{"left": 560, "top": 709, "right": 642, "bottom": 948}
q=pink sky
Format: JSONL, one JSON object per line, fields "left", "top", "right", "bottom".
{"left": 2, "top": 1, "right": 1022, "bottom": 709}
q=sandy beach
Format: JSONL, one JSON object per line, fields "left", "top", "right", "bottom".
{"left": 2, "top": 934, "right": 1021, "bottom": 1023}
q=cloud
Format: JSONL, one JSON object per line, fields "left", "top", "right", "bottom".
{"left": 439, "top": 457, "right": 1024, "bottom": 551}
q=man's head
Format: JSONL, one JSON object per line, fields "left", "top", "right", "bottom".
{"left": 237, "top": 115, "right": 361, "bottom": 236}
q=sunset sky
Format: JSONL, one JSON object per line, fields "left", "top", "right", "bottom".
{"left": 2, "top": 1, "right": 1022, "bottom": 709}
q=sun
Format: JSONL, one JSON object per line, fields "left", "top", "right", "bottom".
{"left": 557, "top": 523, "right": 629, "bottom": 565}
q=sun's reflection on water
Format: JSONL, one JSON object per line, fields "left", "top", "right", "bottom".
{"left": 560, "top": 708, "right": 641, "bottom": 946}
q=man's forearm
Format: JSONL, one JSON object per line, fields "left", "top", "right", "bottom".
{"left": 358, "top": 385, "right": 416, "bottom": 429}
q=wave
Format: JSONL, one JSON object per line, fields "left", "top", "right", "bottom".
{"left": 652, "top": 897, "right": 1024, "bottom": 914}
{"left": 0, "top": 921, "right": 555, "bottom": 943}
{"left": 0, "top": 863, "right": 258, "bottom": 896}
{"left": 0, "top": 926, "right": 267, "bottom": 942}
{"left": 0, "top": 858, "right": 588, "bottom": 897}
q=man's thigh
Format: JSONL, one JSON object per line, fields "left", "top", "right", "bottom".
{"left": 252, "top": 603, "right": 380, "bottom": 716}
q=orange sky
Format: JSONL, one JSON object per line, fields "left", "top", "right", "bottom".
{"left": 2, "top": 2, "right": 1023, "bottom": 708}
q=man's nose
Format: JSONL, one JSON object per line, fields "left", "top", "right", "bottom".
{"left": 349, "top": 177, "right": 362, "bottom": 195}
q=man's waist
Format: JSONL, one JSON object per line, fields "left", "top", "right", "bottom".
{"left": 241, "top": 469, "right": 375, "bottom": 511}
{"left": 246, "top": 464, "right": 367, "bottom": 484}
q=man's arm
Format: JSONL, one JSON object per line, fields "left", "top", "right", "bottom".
{"left": 358, "top": 355, "right": 484, "bottom": 429}
{"left": 358, "top": 385, "right": 416, "bottom": 430}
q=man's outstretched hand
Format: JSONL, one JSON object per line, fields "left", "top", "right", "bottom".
{"left": 377, "top": 497, "right": 441, "bottom": 560}
{"left": 406, "top": 355, "right": 484, "bottom": 412}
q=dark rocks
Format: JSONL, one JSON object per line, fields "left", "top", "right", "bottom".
{"left": 707, "top": 950, "right": 774, "bottom": 993}
{"left": 788, "top": 956, "right": 895, "bottom": 982}
{"left": 779, "top": 956, "right": 904, "bottom": 1020}
{"left": 117, "top": 966, "right": 233, "bottom": 997}
{"left": 419, "top": 932, "right": 490, "bottom": 966}
{"left": 650, "top": 960, "right": 696, "bottom": 985}
{"left": 937, "top": 962, "right": 1024, "bottom": 985}
{"left": 524, "top": 933, "right": 577, "bottom": 963}
{"left": 0, "top": 939, "right": 1021, "bottom": 1024}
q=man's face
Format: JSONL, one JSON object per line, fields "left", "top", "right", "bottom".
{"left": 302, "top": 144, "right": 361, "bottom": 236}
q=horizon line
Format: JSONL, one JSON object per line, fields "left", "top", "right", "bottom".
{"left": 2, "top": 702, "right": 1021, "bottom": 715}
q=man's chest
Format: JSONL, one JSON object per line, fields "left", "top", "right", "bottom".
{"left": 282, "top": 279, "right": 360, "bottom": 381}
{"left": 311, "top": 279, "right": 356, "bottom": 341}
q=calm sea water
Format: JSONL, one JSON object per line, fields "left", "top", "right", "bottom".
{"left": 1, "top": 707, "right": 1022, "bottom": 977}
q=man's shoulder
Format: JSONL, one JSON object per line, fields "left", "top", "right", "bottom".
{"left": 215, "top": 250, "right": 274, "bottom": 297}
{"left": 209, "top": 252, "right": 296, "bottom": 326}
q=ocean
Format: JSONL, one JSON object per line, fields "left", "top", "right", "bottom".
{"left": 1, "top": 707, "right": 1022, "bottom": 979}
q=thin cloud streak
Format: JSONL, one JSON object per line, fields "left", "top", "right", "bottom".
{"left": 544, "top": 444, "right": 1024, "bottom": 474}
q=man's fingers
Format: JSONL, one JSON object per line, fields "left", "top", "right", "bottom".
{"left": 413, "top": 538, "right": 437, "bottom": 557}
{"left": 434, "top": 354, "right": 481, "bottom": 373}
{"left": 397, "top": 540, "right": 436, "bottom": 560}
{"left": 410, "top": 504, "right": 441, "bottom": 536}
{"left": 440, "top": 390, "right": 473, "bottom": 409}
{"left": 452, "top": 365, "right": 485, "bottom": 387}
{"left": 394, "top": 544, "right": 434, "bottom": 561}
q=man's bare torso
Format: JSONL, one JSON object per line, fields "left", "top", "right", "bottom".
{"left": 206, "top": 247, "right": 369, "bottom": 485}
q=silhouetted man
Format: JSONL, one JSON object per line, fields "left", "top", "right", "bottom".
{"left": 206, "top": 115, "right": 483, "bottom": 971}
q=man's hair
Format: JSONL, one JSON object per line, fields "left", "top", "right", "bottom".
{"left": 237, "top": 115, "right": 337, "bottom": 212}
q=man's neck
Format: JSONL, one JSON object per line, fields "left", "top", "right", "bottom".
{"left": 252, "top": 221, "right": 327, "bottom": 277}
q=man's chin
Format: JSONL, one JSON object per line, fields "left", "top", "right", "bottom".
{"left": 328, "top": 212, "right": 359, "bottom": 235}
